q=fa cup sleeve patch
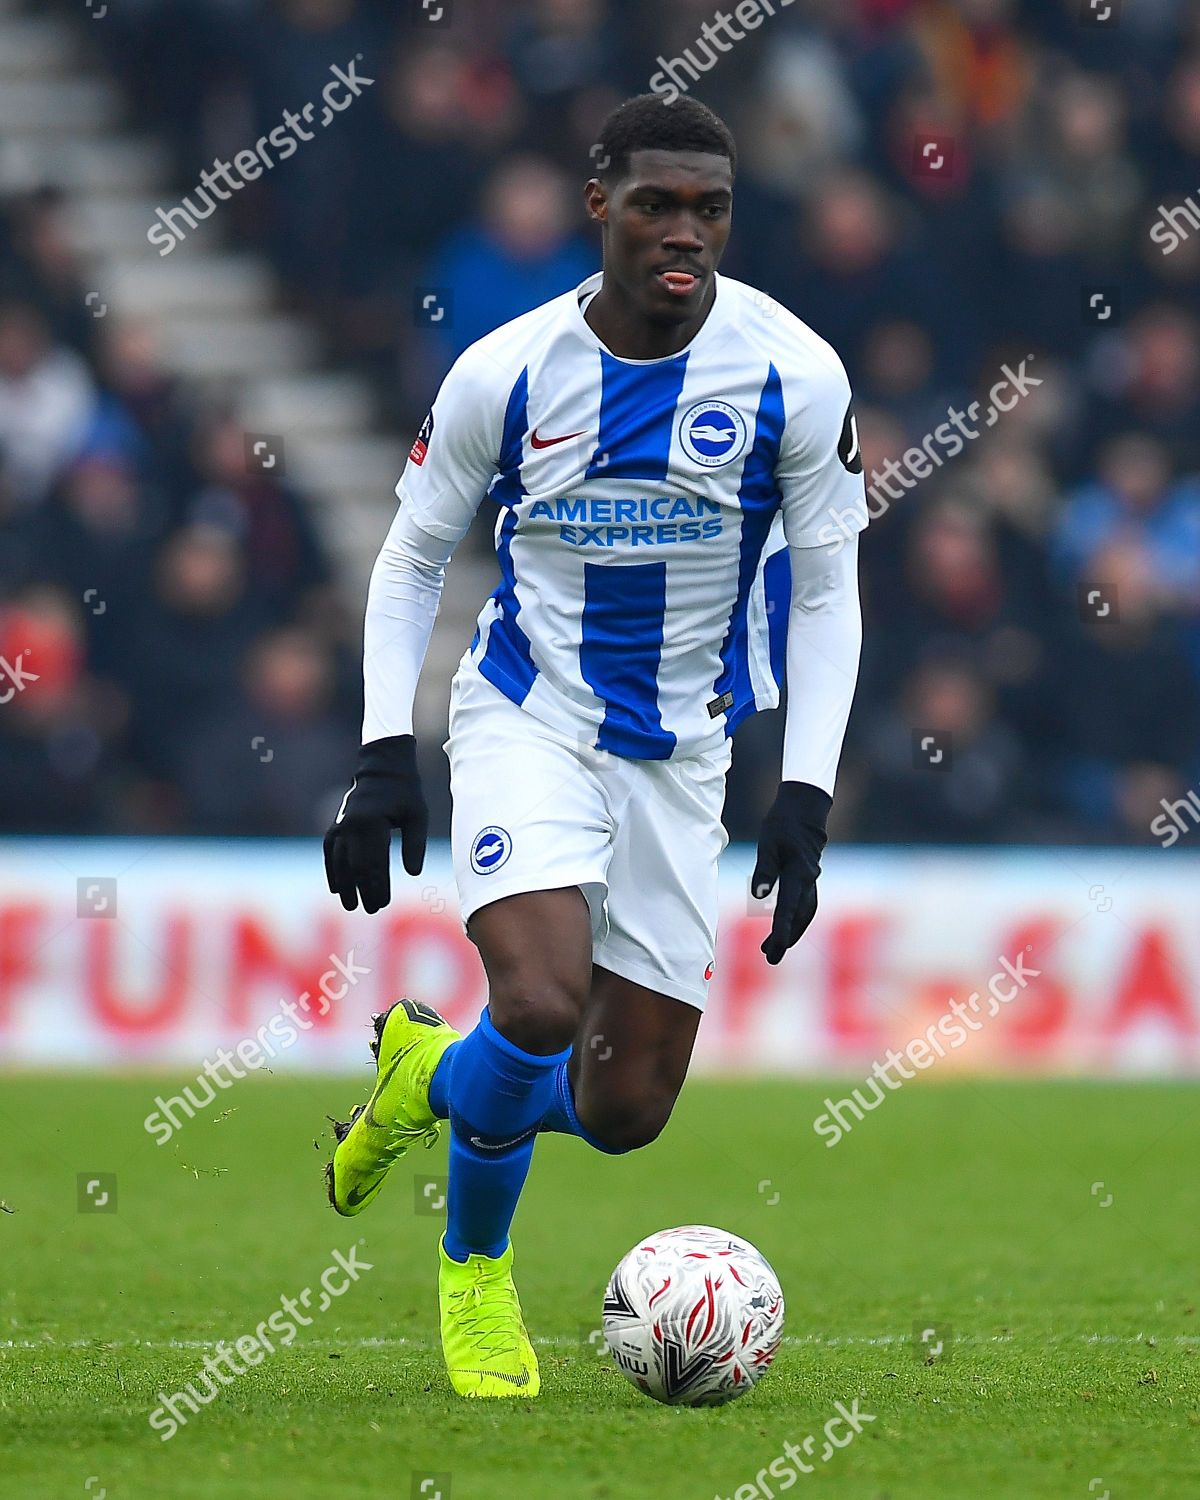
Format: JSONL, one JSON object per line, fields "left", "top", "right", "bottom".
{"left": 410, "top": 409, "right": 434, "bottom": 466}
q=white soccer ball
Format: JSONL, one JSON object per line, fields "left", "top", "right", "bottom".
{"left": 601, "top": 1224, "right": 784, "bottom": 1406}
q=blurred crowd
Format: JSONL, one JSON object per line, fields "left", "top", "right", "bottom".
{"left": 3, "top": 0, "right": 1200, "bottom": 843}
{"left": 0, "top": 195, "right": 359, "bottom": 834}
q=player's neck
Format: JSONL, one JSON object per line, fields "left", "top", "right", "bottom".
{"left": 584, "top": 277, "right": 717, "bottom": 361}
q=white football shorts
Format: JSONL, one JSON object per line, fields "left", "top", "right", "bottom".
{"left": 444, "top": 665, "right": 731, "bottom": 1010}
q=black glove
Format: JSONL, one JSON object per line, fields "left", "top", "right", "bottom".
{"left": 323, "top": 735, "right": 428, "bottom": 913}
{"left": 751, "top": 781, "right": 831, "bottom": 964}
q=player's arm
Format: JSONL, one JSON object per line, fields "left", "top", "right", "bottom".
{"left": 753, "top": 357, "right": 866, "bottom": 963}
{"left": 324, "top": 349, "right": 503, "bottom": 913}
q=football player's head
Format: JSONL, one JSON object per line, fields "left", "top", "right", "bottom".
{"left": 586, "top": 94, "right": 736, "bottom": 325}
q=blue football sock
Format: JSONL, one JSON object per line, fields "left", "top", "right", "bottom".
{"left": 537, "top": 1059, "right": 629, "bottom": 1155}
{"left": 428, "top": 1042, "right": 456, "bottom": 1119}
{"left": 443, "top": 1008, "right": 570, "bottom": 1262}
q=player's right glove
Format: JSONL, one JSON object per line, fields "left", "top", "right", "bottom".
{"left": 323, "top": 735, "right": 428, "bottom": 914}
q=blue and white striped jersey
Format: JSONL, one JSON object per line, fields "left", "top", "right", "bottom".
{"left": 391, "top": 271, "right": 867, "bottom": 762}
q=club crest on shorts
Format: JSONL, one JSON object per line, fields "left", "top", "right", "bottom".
{"left": 679, "top": 400, "right": 748, "bottom": 468}
{"left": 470, "top": 825, "right": 512, "bottom": 876}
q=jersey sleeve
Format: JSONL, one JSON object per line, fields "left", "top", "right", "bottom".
{"left": 360, "top": 346, "right": 505, "bottom": 744}
{"left": 781, "top": 533, "right": 862, "bottom": 794}
{"left": 394, "top": 344, "right": 507, "bottom": 539}
{"left": 775, "top": 352, "right": 869, "bottom": 550}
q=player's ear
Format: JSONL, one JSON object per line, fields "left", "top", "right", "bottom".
{"left": 584, "top": 178, "right": 609, "bottom": 223}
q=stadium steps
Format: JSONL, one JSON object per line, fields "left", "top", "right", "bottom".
{"left": 90, "top": 253, "right": 274, "bottom": 319}
{"left": 157, "top": 314, "right": 319, "bottom": 379}
{"left": 285, "top": 433, "right": 406, "bottom": 495}
{"left": 242, "top": 373, "right": 377, "bottom": 437}
{"left": 286, "top": 433, "right": 409, "bottom": 566}
{"left": 0, "top": 138, "right": 171, "bottom": 197}
{"left": 0, "top": 77, "right": 120, "bottom": 135}
{"left": 0, "top": 16, "right": 81, "bottom": 81}
{"left": 66, "top": 193, "right": 208, "bottom": 256}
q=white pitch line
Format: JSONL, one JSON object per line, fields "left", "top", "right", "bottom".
{"left": 2, "top": 1333, "right": 1197, "bottom": 1351}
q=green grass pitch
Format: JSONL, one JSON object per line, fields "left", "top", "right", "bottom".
{"left": 1, "top": 1072, "right": 1197, "bottom": 1499}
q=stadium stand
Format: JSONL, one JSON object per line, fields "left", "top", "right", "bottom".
{"left": 2, "top": 0, "right": 1199, "bottom": 844}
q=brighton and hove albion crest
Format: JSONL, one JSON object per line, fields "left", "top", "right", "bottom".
{"left": 470, "top": 826, "right": 513, "bottom": 876}
{"left": 679, "top": 401, "right": 748, "bottom": 469}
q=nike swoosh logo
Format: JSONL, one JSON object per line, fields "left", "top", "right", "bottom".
{"left": 363, "top": 1050, "right": 407, "bottom": 1129}
{"left": 468, "top": 1125, "right": 539, "bottom": 1153}
{"left": 530, "top": 428, "right": 586, "bottom": 450}
{"left": 335, "top": 779, "right": 356, "bottom": 823}
{"left": 336, "top": 1047, "right": 413, "bottom": 1206}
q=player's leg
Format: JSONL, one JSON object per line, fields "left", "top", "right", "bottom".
{"left": 540, "top": 736, "right": 729, "bottom": 1154}
{"left": 427, "top": 670, "right": 617, "bottom": 1396}
{"left": 432, "top": 887, "right": 592, "bottom": 1261}
{"left": 539, "top": 964, "right": 700, "bottom": 1152}
{"left": 424, "top": 886, "right": 594, "bottom": 1398}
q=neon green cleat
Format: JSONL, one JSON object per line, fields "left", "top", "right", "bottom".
{"left": 326, "top": 998, "right": 459, "bottom": 1217}
{"left": 438, "top": 1236, "right": 541, "bottom": 1398}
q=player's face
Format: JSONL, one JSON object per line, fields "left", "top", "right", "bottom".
{"left": 587, "top": 149, "right": 733, "bottom": 324}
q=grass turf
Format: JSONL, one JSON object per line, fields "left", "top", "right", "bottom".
{"left": 0, "top": 1072, "right": 1197, "bottom": 1499}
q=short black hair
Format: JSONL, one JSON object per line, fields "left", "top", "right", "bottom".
{"left": 593, "top": 94, "right": 737, "bottom": 184}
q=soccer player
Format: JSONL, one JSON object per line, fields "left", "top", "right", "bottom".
{"left": 323, "top": 94, "right": 866, "bottom": 1398}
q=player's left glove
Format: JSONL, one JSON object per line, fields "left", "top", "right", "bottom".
{"left": 752, "top": 781, "right": 831, "bottom": 965}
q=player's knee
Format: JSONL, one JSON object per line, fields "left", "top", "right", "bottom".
{"left": 580, "top": 1096, "right": 672, "bottom": 1153}
{"left": 488, "top": 975, "right": 586, "bottom": 1056}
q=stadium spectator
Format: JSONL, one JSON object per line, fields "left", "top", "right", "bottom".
{"left": 1047, "top": 537, "right": 1200, "bottom": 837}
{"left": 0, "top": 587, "right": 111, "bottom": 831}
{"left": 15, "top": 450, "right": 161, "bottom": 682}
{"left": 179, "top": 625, "right": 356, "bottom": 834}
{"left": 1084, "top": 306, "right": 1200, "bottom": 473}
{"left": 183, "top": 412, "right": 335, "bottom": 626}
{"left": 858, "top": 652, "right": 1029, "bottom": 843}
{"left": 0, "top": 302, "right": 95, "bottom": 506}
{"left": 1053, "top": 435, "right": 1200, "bottom": 610}
{"left": 94, "top": 321, "right": 200, "bottom": 505}
{"left": 421, "top": 155, "right": 598, "bottom": 368}
{"left": 124, "top": 524, "right": 268, "bottom": 787}
{"left": 789, "top": 172, "right": 980, "bottom": 386}
{"left": 341, "top": 42, "right": 496, "bottom": 367}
